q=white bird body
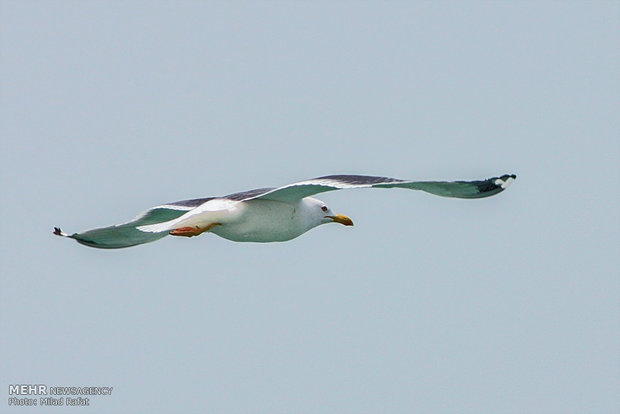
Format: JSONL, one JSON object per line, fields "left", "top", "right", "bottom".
{"left": 54, "top": 173, "right": 515, "bottom": 249}
{"left": 210, "top": 198, "right": 329, "bottom": 242}
{"left": 137, "top": 197, "right": 341, "bottom": 242}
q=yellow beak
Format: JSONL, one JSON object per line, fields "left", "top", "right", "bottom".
{"left": 326, "top": 214, "right": 354, "bottom": 226}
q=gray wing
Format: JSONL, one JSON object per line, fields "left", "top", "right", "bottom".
{"left": 53, "top": 197, "right": 216, "bottom": 249}
{"left": 241, "top": 174, "right": 517, "bottom": 202}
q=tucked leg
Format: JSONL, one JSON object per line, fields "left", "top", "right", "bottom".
{"left": 169, "top": 223, "right": 220, "bottom": 237}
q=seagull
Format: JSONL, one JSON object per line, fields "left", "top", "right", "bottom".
{"left": 53, "top": 173, "right": 516, "bottom": 249}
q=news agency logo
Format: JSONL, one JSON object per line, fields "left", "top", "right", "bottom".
{"left": 8, "top": 384, "right": 113, "bottom": 407}
{"left": 8, "top": 384, "right": 48, "bottom": 395}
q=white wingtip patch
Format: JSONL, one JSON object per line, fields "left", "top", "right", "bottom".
{"left": 494, "top": 176, "right": 515, "bottom": 189}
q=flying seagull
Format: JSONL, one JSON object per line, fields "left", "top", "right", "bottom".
{"left": 54, "top": 173, "right": 516, "bottom": 249}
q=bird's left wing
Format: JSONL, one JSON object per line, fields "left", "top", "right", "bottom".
{"left": 242, "top": 174, "right": 516, "bottom": 202}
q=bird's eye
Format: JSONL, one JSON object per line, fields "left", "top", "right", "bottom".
{"left": 321, "top": 206, "right": 328, "bottom": 212}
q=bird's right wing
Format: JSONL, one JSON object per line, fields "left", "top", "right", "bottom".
{"left": 53, "top": 196, "right": 221, "bottom": 249}
{"left": 242, "top": 174, "right": 517, "bottom": 202}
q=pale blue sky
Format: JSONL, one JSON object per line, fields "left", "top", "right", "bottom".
{"left": 1, "top": 1, "right": 618, "bottom": 413}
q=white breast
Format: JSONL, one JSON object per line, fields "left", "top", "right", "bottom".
{"left": 210, "top": 199, "right": 314, "bottom": 242}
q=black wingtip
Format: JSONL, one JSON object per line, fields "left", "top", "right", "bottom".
{"left": 53, "top": 227, "right": 70, "bottom": 237}
{"left": 493, "top": 174, "right": 516, "bottom": 191}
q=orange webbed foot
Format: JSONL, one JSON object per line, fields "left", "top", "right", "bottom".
{"left": 169, "top": 223, "right": 220, "bottom": 237}
{"left": 169, "top": 226, "right": 203, "bottom": 237}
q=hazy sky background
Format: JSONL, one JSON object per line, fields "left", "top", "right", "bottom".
{"left": 1, "top": 1, "right": 618, "bottom": 413}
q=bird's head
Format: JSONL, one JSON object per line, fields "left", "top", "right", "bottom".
{"left": 305, "top": 198, "right": 354, "bottom": 227}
